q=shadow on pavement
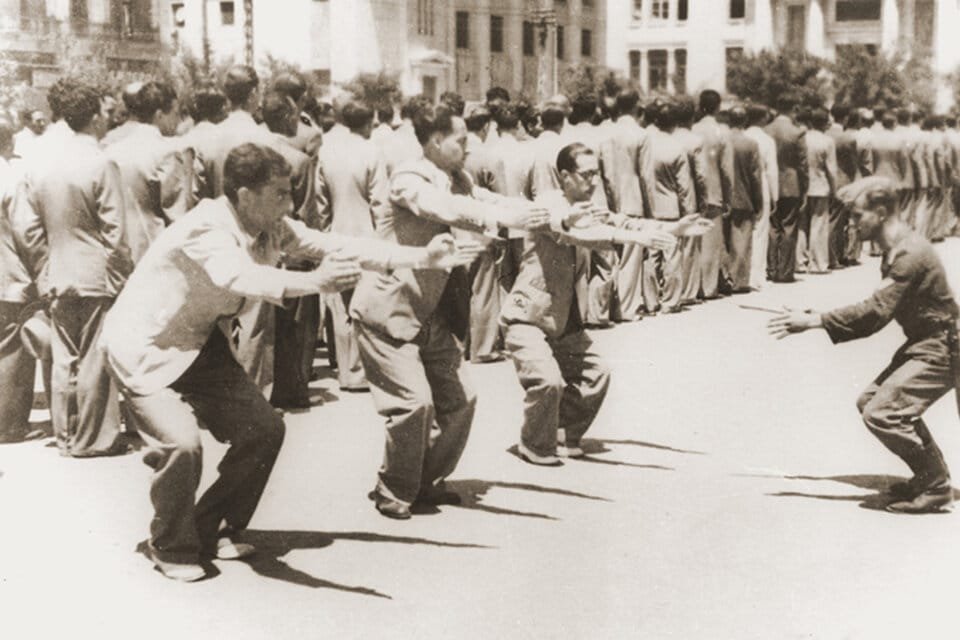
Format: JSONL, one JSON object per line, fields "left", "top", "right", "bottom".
{"left": 446, "top": 479, "right": 562, "bottom": 520}
{"left": 592, "top": 438, "right": 706, "bottom": 456}
{"left": 766, "top": 473, "right": 914, "bottom": 511}
{"left": 451, "top": 479, "right": 611, "bottom": 502}
{"left": 574, "top": 455, "right": 674, "bottom": 470}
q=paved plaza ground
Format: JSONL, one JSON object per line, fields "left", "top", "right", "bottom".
{"left": 5, "top": 241, "right": 960, "bottom": 639}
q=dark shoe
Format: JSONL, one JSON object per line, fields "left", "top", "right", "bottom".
{"left": 415, "top": 489, "right": 462, "bottom": 506}
{"left": 887, "top": 477, "right": 924, "bottom": 500}
{"left": 147, "top": 547, "right": 205, "bottom": 582}
{"left": 885, "top": 488, "right": 953, "bottom": 514}
{"left": 368, "top": 491, "right": 412, "bottom": 520}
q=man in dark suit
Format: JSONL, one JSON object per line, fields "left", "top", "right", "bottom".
{"left": 349, "top": 104, "right": 554, "bottom": 520}
{"left": 827, "top": 105, "right": 860, "bottom": 268}
{"left": 13, "top": 81, "right": 132, "bottom": 457}
{"left": 798, "top": 108, "right": 837, "bottom": 275}
{"left": 765, "top": 94, "right": 809, "bottom": 282}
{"left": 725, "top": 106, "right": 764, "bottom": 292}
{"left": 674, "top": 98, "right": 708, "bottom": 303}
{"left": 271, "top": 71, "right": 323, "bottom": 158}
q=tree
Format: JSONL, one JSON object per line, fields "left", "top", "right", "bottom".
{"left": 726, "top": 49, "right": 828, "bottom": 107}
{"left": 341, "top": 71, "right": 402, "bottom": 111}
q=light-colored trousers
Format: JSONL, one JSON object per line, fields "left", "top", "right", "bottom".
{"left": 796, "top": 196, "right": 831, "bottom": 274}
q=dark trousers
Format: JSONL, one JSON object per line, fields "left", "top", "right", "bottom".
{"left": 503, "top": 323, "right": 610, "bottom": 457}
{"left": 856, "top": 352, "right": 953, "bottom": 492}
{"left": 642, "top": 241, "right": 683, "bottom": 313}
{"left": 723, "top": 209, "right": 755, "bottom": 292}
{"left": 355, "top": 317, "right": 477, "bottom": 505}
{"left": 699, "top": 205, "right": 727, "bottom": 298}
{"left": 271, "top": 294, "right": 321, "bottom": 406}
{"left": 0, "top": 301, "right": 37, "bottom": 441}
{"left": 828, "top": 197, "right": 849, "bottom": 268}
{"left": 583, "top": 249, "right": 618, "bottom": 325}
{"left": 767, "top": 196, "right": 802, "bottom": 282}
{"left": 50, "top": 296, "right": 121, "bottom": 456}
{"left": 122, "top": 330, "right": 286, "bottom": 564}
{"left": 467, "top": 246, "right": 503, "bottom": 362}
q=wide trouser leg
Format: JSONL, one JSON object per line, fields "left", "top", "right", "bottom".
{"left": 356, "top": 319, "right": 475, "bottom": 505}
{"left": 617, "top": 242, "right": 646, "bottom": 319}
{"left": 681, "top": 236, "right": 702, "bottom": 303}
{"left": 795, "top": 199, "right": 812, "bottom": 273}
{"left": 899, "top": 189, "right": 916, "bottom": 229}
{"left": 806, "top": 196, "right": 831, "bottom": 273}
{"left": 504, "top": 323, "right": 566, "bottom": 457}
{"left": 929, "top": 188, "right": 946, "bottom": 240}
{"left": 235, "top": 299, "right": 275, "bottom": 396}
{"left": 50, "top": 296, "right": 121, "bottom": 457}
{"left": 768, "top": 197, "right": 800, "bottom": 281}
{"left": 642, "top": 247, "right": 664, "bottom": 314}
{"left": 914, "top": 190, "right": 932, "bottom": 238}
{"left": 724, "top": 209, "right": 754, "bottom": 291}
{"left": 122, "top": 330, "right": 286, "bottom": 563}
{"left": 327, "top": 292, "right": 367, "bottom": 389}
{"left": 271, "top": 297, "right": 311, "bottom": 406}
{"left": 553, "top": 329, "right": 611, "bottom": 447}
{"left": 0, "top": 301, "right": 36, "bottom": 441}
{"left": 828, "top": 196, "right": 846, "bottom": 268}
{"left": 644, "top": 242, "right": 683, "bottom": 313}
{"left": 750, "top": 203, "right": 770, "bottom": 288}
{"left": 855, "top": 355, "right": 953, "bottom": 491}
{"left": 468, "top": 248, "right": 503, "bottom": 362}
{"left": 699, "top": 205, "right": 726, "bottom": 298}
{"left": 586, "top": 249, "right": 617, "bottom": 325}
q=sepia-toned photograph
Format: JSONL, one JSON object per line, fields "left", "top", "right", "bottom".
{"left": 3, "top": 1, "right": 960, "bottom": 638}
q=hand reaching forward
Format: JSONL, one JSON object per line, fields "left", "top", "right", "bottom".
{"left": 767, "top": 308, "right": 822, "bottom": 339}
{"left": 502, "top": 203, "right": 552, "bottom": 231}
{"left": 563, "top": 203, "right": 609, "bottom": 229}
{"left": 425, "top": 234, "right": 485, "bottom": 269}
{"left": 632, "top": 227, "right": 678, "bottom": 251}
{"left": 310, "top": 251, "right": 362, "bottom": 293}
{"left": 671, "top": 214, "right": 713, "bottom": 237}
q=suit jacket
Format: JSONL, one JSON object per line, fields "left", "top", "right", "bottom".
{"left": 13, "top": 132, "right": 132, "bottom": 298}
{"left": 464, "top": 133, "right": 507, "bottom": 194}
{"left": 105, "top": 122, "right": 193, "bottom": 263}
{"left": 349, "top": 158, "right": 513, "bottom": 342}
{"left": 827, "top": 126, "right": 860, "bottom": 188}
{"left": 805, "top": 129, "right": 838, "bottom": 198}
{"left": 529, "top": 130, "right": 565, "bottom": 198}
{"left": 100, "top": 120, "right": 140, "bottom": 148}
{"left": 675, "top": 127, "right": 709, "bottom": 214}
{"left": 648, "top": 128, "right": 692, "bottom": 220}
{"left": 765, "top": 114, "right": 809, "bottom": 199}
{"left": 101, "top": 196, "right": 362, "bottom": 396}
{"left": 290, "top": 118, "right": 323, "bottom": 158}
{"left": 729, "top": 129, "right": 764, "bottom": 213}
{"left": 382, "top": 122, "right": 423, "bottom": 177}
{"left": 870, "top": 128, "right": 907, "bottom": 185}
{"left": 316, "top": 129, "right": 388, "bottom": 237}
{"left": 894, "top": 125, "right": 922, "bottom": 190}
{"left": 598, "top": 115, "right": 651, "bottom": 217}
{"left": 189, "top": 110, "right": 282, "bottom": 200}
{"left": 855, "top": 127, "right": 875, "bottom": 177}
{"left": 745, "top": 126, "right": 779, "bottom": 212}
{"left": 691, "top": 115, "right": 733, "bottom": 208}
{"left": 0, "top": 158, "right": 36, "bottom": 303}
{"left": 269, "top": 132, "right": 317, "bottom": 228}
{"left": 946, "top": 129, "right": 960, "bottom": 186}
{"left": 488, "top": 134, "right": 533, "bottom": 199}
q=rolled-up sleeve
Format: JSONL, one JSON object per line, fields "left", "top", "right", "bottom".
{"left": 822, "top": 256, "right": 914, "bottom": 343}
{"left": 390, "top": 172, "right": 492, "bottom": 232}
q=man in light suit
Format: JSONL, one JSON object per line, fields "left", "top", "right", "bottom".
{"left": 383, "top": 95, "right": 429, "bottom": 176}
{"left": 765, "top": 94, "right": 809, "bottom": 282}
{"left": 529, "top": 105, "right": 567, "bottom": 198}
{"left": 745, "top": 104, "right": 778, "bottom": 289}
{"left": 797, "top": 108, "right": 837, "bottom": 275}
{"left": 315, "top": 99, "right": 388, "bottom": 390}
{"left": 827, "top": 105, "right": 860, "bottom": 269}
{"left": 101, "top": 143, "right": 478, "bottom": 582}
{"left": 643, "top": 102, "right": 692, "bottom": 312}
{"left": 692, "top": 90, "right": 733, "bottom": 297}
{"left": 350, "top": 104, "right": 555, "bottom": 520}
{"left": 599, "top": 89, "right": 652, "bottom": 320}
{"left": 271, "top": 71, "right": 323, "bottom": 158}
{"left": 100, "top": 82, "right": 143, "bottom": 148}
{"left": 945, "top": 116, "right": 960, "bottom": 235}
{"left": 104, "top": 81, "right": 192, "bottom": 264}
{"left": 725, "top": 106, "right": 765, "bottom": 292}
{"left": 675, "top": 98, "right": 709, "bottom": 302}
{"left": 503, "top": 142, "right": 709, "bottom": 465}
{"left": 14, "top": 81, "right": 132, "bottom": 457}
{"left": 894, "top": 109, "right": 923, "bottom": 229}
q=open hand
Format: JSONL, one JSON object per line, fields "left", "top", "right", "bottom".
{"left": 634, "top": 228, "right": 678, "bottom": 251}
{"left": 505, "top": 203, "right": 551, "bottom": 231}
{"left": 425, "top": 234, "right": 484, "bottom": 269}
{"left": 311, "top": 251, "right": 362, "bottom": 293}
{"left": 767, "top": 307, "right": 821, "bottom": 339}
{"left": 672, "top": 214, "right": 713, "bottom": 237}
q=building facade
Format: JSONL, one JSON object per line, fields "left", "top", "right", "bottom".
{"left": 161, "top": 0, "right": 606, "bottom": 101}
{"left": 606, "top": 0, "right": 960, "bottom": 108}
{"left": 0, "top": 0, "right": 164, "bottom": 88}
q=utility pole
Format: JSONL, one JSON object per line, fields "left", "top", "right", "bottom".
{"left": 531, "top": 0, "right": 557, "bottom": 101}
{"left": 201, "top": 0, "right": 211, "bottom": 72}
{"left": 243, "top": 0, "right": 254, "bottom": 66}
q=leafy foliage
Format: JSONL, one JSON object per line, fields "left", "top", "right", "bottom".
{"left": 726, "top": 49, "right": 828, "bottom": 107}
{"left": 341, "top": 71, "right": 402, "bottom": 111}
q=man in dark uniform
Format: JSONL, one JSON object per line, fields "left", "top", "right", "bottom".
{"left": 769, "top": 177, "right": 958, "bottom": 514}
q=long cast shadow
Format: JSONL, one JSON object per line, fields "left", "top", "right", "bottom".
{"left": 446, "top": 479, "right": 562, "bottom": 520}
{"left": 592, "top": 438, "right": 706, "bottom": 456}
{"left": 575, "top": 455, "right": 674, "bottom": 470}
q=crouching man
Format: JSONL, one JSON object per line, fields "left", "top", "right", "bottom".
{"left": 100, "top": 144, "right": 480, "bottom": 581}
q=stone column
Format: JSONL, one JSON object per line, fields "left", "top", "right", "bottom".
{"left": 881, "top": 0, "right": 899, "bottom": 52}
{"left": 666, "top": 46, "right": 676, "bottom": 94}
{"left": 805, "top": 0, "right": 826, "bottom": 58}
{"left": 475, "top": 1, "right": 491, "bottom": 98}
{"left": 934, "top": 0, "right": 960, "bottom": 111}
{"left": 754, "top": 0, "right": 774, "bottom": 51}
{"left": 639, "top": 49, "right": 648, "bottom": 94}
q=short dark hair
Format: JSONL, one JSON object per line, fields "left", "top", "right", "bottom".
{"left": 698, "top": 90, "right": 721, "bottom": 115}
{"left": 342, "top": 100, "right": 374, "bottom": 131}
{"left": 881, "top": 112, "right": 896, "bottom": 129}
{"left": 809, "top": 107, "right": 829, "bottom": 130}
{"left": 272, "top": 72, "right": 307, "bottom": 104}
{"left": 728, "top": 106, "right": 748, "bottom": 129}
{"left": 47, "top": 77, "right": 79, "bottom": 121}
{"left": 439, "top": 91, "right": 465, "bottom": 117}
{"left": 556, "top": 142, "right": 593, "bottom": 174}
{"left": 654, "top": 102, "right": 679, "bottom": 130}
{"left": 830, "top": 103, "right": 850, "bottom": 124}
{"left": 614, "top": 89, "right": 639, "bottom": 118}
{"left": 412, "top": 104, "right": 457, "bottom": 145}
{"left": 261, "top": 91, "right": 296, "bottom": 134}
{"left": 540, "top": 106, "right": 565, "bottom": 130}
{"left": 130, "top": 81, "right": 177, "bottom": 121}
{"left": 223, "top": 143, "right": 292, "bottom": 203}
{"left": 675, "top": 97, "right": 696, "bottom": 127}
{"left": 464, "top": 106, "right": 490, "bottom": 133}
{"left": 486, "top": 86, "right": 510, "bottom": 104}
{"left": 946, "top": 116, "right": 958, "bottom": 128}
{"left": 773, "top": 93, "right": 798, "bottom": 113}
{"left": 61, "top": 83, "right": 103, "bottom": 132}
{"left": 845, "top": 111, "right": 861, "bottom": 129}
{"left": 401, "top": 94, "right": 432, "bottom": 121}
{"left": 189, "top": 85, "right": 227, "bottom": 123}
{"left": 376, "top": 104, "right": 394, "bottom": 126}
{"left": 494, "top": 103, "right": 520, "bottom": 131}
{"left": 569, "top": 96, "right": 596, "bottom": 125}
{"left": 896, "top": 109, "right": 912, "bottom": 125}
{"left": 746, "top": 103, "right": 768, "bottom": 127}
{"left": 223, "top": 65, "right": 259, "bottom": 106}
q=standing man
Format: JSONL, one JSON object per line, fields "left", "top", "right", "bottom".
{"left": 797, "top": 108, "right": 837, "bottom": 275}
{"left": 271, "top": 71, "right": 323, "bottom": 158}
{"left": 827, "top": 105, "right": 861, "bottom": 269}
{"left": 316, "top": 99, "right": 388, "bottom": 390}
{"left": 13, "top": 109, "right": 47, "bottom": 160}
{"left": 692, "top": 90, "right": 733, "bottom": 297}
{"left": 765, "top": 94, "right": 809, "bottom": 283}
{"left": 675, "top": 98, "right": 708, "bottom": 303}
{"left": 894, "top": 109, "right": 923, "bottom": 230}
{"left": 769, "top": 178, "right": 957, "bottom": 514}
{"left": 101, "top": 143, "right": 479, "bottom": 581}
{"left": 349, "top": 104, "right": 554, "bottom": 520}
{"left": 14, "top": 81, "right": 132, "bottom": 457}
{"left": 725, "top": 106, "right": 765, "bottom": 292}
{"left": 745, "top": 104, "right": 778, "bottom": 289}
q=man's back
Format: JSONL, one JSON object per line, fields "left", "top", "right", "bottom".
{"left": 192, "top": 110, "right": 277, "bottom": 199}
{"left": 691, "top": 114, "right": 732, "bottom": 207}
{"left": 729, "top": 129, "right": 763, "bottom": 213}
{"left": 828, "top": 127, "right": 860, "bottom": 188}
{"left": 317, "top": 129, "right": 387, "bottom": 236}
{"left": 598, "top": 115, "right": 649, "bottom": 217}
{"left": 765, "top": 114, "right": 808, "bottom": 199}
{"left": 649, "top": 128, "right": 691, "bottom": 219}
{"left": 488, "top": 134, "right": 533, "bottom": 199}
{"left": 871, "top": 128, "right": 906, "bottom": 184}
{"left": 805, "top": 129, "right": 837, "bottom": 197}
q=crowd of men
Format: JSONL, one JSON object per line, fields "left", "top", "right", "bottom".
{"left": 2, "top": 65, "right": 959, "bottom": 580}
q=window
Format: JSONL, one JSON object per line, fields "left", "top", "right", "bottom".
{"left": 70, "top": 0, "right": 88, "bottom": 33}
{"left": 651, "top": 0, "right": 669, "bottom": 20}
{"left": 674, "top": 48, "right": 687, "bottom": 94}
{"left": 678, "top": 0, "right": 688, "bottom": 21}
{"left": 730, "top": 0, "right": 745, "bottom": 20}
{"left": 648, "top": 49, "right": 667, "bottom": 91}
{"left": 455, "top": 11, "right": 469, "bottom": 49}
{"left": 725, "top": 47, "right": 743, "bottom": 88}
{"left": 172, "top": 2, "right": 185, "bottom": 28}
{"left": 632, "top": 0, "right": 643, "bottom": 21}
{"left": 417, "top": 0, "right": 434, "bottom": 35}
{"left": 557, "top": 25, "right": 565, "bottom": 59}
{"left": 581, "top": 29, "right": 592, "bottom": 57}
{"left": 490, "top": 15, "right": 504, "bottom": 53}
{"left": 786, "top": 5, "right": 805, "bottom": 50}
{"left": 523, "top": 21, "right": 534, "bottom": 56}
{"left": 835, "top": 0, "right": 881, "bottom": 21}
{"left": 220, "top": 1, "right": 234, "bottom": 26}
{"left": 629, "top": 50, "right": 641, "bottom": 82}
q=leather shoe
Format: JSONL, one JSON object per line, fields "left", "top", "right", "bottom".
{"left": 368, "top": 491, "right": 412, "bottom": 520}
{"left": 215, "top": 537, "right": 257, "bottom": 560}
{"left": 148, "top": 548, "right": 205, "bottom": 582}
{"left": 885, "top": 488, "right": 953, "bottom": 514}
{"left": 517, "top": 443, "right": 562, "bottom": 466}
